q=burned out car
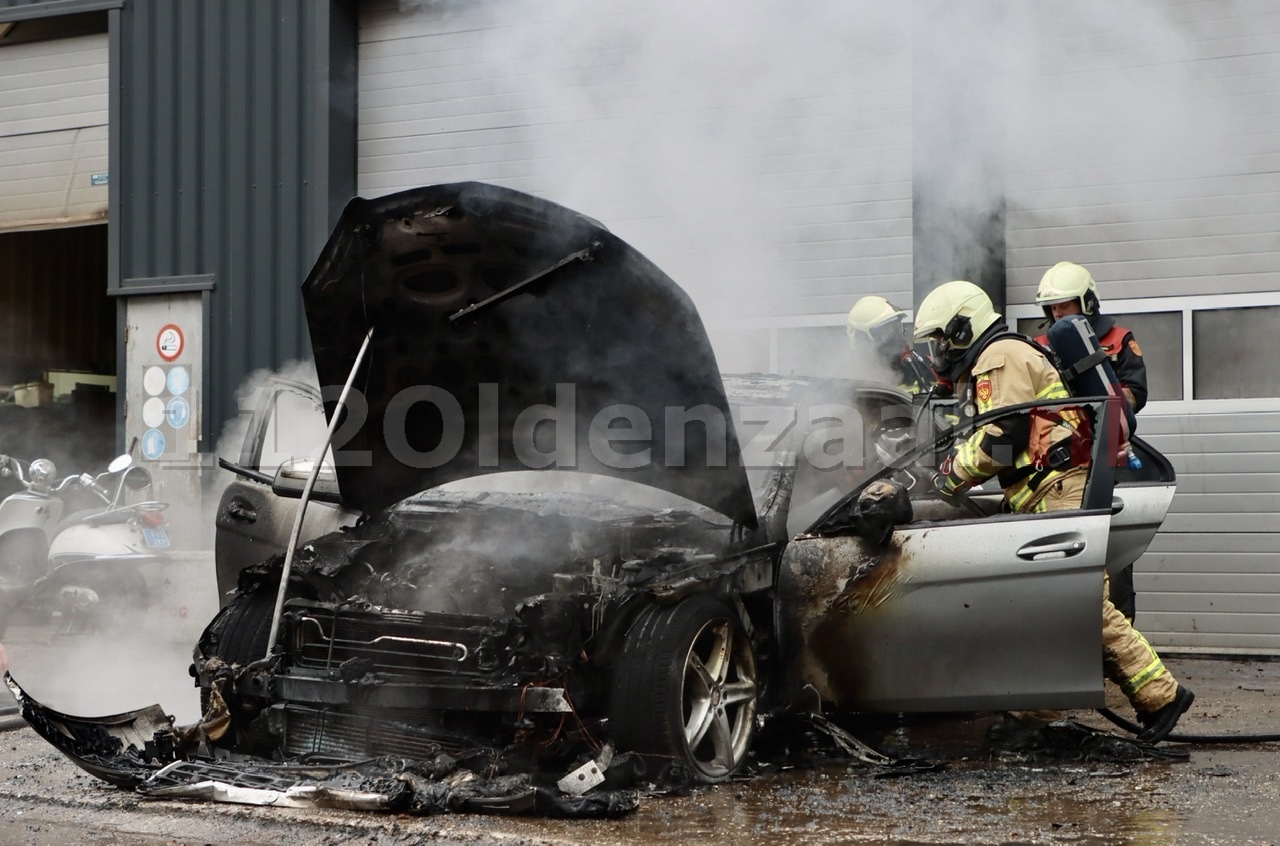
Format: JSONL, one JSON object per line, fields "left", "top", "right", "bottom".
{"left": 6, "top": 182, "right": 1177, "bottom": 815}
{"left": 209, "top": 182, "right": 796, "bottom": 798}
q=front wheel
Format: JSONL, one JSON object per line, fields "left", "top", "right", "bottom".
{"left": 611, "top": 594, "right": 759, "bottom": 783}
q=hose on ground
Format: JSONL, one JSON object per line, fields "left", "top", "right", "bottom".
{"left": 1097, "top": 707, "right": 1280, "bottom": 744}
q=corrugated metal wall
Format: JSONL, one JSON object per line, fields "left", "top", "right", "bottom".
{"left": 0, "top": 0, "right": 358, "bottom": 444}
{"left": 109, "top": 0, "right": 356, "bottom": 440}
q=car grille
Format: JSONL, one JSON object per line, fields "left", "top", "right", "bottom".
{"left": 274, "top": 704, "right": 470, "bottom": 759}
{"left": 285, "top": 603, "right": 523, "bottom": 681}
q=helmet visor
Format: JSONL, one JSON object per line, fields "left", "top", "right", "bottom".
{"left": 1037, "top": 294, "right": 1077, "bottom": 306}
{"left": 869, "top": 319, "right": 904, "bottom": 349}
{"left": 924, "top": 332, "right": 951, "bottom": 365}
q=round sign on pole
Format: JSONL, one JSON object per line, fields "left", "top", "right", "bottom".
{"left": 157, "top": 324, "right": 185, "bottom": 362}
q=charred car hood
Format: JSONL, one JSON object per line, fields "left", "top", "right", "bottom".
{"left": 302, "top": 182, "right": 756, "bottom": 527}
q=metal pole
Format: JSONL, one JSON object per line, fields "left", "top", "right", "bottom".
{"left": 264, "top": 327, "right": 374, "bottom": 658}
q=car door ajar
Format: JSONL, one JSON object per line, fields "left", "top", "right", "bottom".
{"left": 775, "top": 397, "right": 1119, "bottom": 715}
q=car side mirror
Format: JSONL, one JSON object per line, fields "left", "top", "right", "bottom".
{"left": 272, "top": 458, "right": 342, "bottom": 503}
{"left": 852, "top": 478, "right": 913, "bottom": 546}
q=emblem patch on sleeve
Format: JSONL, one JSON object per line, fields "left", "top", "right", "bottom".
{"left": 1128, "top": 338, "right": 1142, "bottom": 356}
{"left": 976, "top": 375, "right": 993, "bottom": 405}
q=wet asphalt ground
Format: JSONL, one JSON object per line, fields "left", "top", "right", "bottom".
{"left": 1, "top": 618, "right": 1277, "bottom": 846}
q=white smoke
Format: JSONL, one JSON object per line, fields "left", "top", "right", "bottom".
{"left": 378, "top": 0, "right": 1235, "bottom": 375}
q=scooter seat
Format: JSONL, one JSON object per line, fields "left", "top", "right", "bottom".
{"left": 53, "top": 508, "right": 134, "bottom": 535}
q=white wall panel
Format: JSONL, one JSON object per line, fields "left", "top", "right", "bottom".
{"left": 357, "top": 0, "right": 914, "bottom": 359}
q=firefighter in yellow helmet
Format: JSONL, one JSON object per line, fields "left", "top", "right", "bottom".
{"left": 913, "top": 280, "right": 1193, "bottom": 742}
{"left": 1036, "top": 261, "right": 1147, "bottom": 620}
{"left": 846, "top": 295, "right": 936, "bottom": 394}
{"left": 1035, "top": 261, "right": 1148, "bottom": 413}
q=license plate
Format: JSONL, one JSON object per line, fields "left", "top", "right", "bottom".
{"left": 143, "top": 527, "right": 171, "bottom": 548}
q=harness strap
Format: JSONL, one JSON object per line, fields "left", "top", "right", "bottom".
{"left": 1061, "top": 347, "right": 1108, "bottom": 380}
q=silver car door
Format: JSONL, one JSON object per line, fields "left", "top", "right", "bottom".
{"left": 778, "top": 508, "right": 1110, "bottom": 714}
{"left": 779, "top": 394, "right": 1122, "bottom": 714}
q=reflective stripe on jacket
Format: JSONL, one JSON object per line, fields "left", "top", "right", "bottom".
{"left": 951, "top": 337, "right": 1083, "bottom": 513}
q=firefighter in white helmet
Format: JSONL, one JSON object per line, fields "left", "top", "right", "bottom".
{"left": 846, "top": 295, "right": 936, "bottom": 394}
{"left": 913, "top": 279, "right": 1193, "bottom": 743}
{"left": 1036, "top": 260, "right": 1147, "bottom": 620}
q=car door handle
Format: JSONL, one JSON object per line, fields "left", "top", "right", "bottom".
{"left": 226, "top": 499, "right": 257, "bottom": 523}
{"left": 1111, "top": 496, "right": 1125, "bottom": 515}
{"left": 1017, "top": 537, "right": 1086, "bottom": 561}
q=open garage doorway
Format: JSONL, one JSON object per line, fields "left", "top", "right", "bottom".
{"left": 0, "top": 223, "right": 115, "bottom": 487}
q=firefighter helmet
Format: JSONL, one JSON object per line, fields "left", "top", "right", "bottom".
{"left": 912, "top": 281, "right": 1002, "bottom": 378}
{"left": 1036, "top": 261, "right": 1100, "bottom": 320}
{"left": 846, "top": 296, "right": 908, "bottom": 354}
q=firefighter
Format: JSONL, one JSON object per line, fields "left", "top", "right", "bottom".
{"left": 913, "top": 280, "right": 1194, "bottom": 743}
{"left": 1035, "top": 260, "right": 1146, "bottom": 619}
{"left": 1035, "top": 261, "right": 1148, "bottom": 413}
{"left": 846, "top": 295, "right": 936, "bottom": 394}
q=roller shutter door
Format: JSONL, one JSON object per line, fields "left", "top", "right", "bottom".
{"left": 0, "top": 32, "right": 108, "bottom": 231}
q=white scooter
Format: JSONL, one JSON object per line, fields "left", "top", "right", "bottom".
{"left": 0, "top": 453, "right": 170, "bottom": 635}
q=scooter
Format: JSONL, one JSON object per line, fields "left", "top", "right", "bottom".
{"left": 0, "top": 453, "right": 170, "bottom": 635}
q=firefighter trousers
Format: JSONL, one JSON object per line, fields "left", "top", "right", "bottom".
{"left": 1102, "top": 573, "right": 1178, "bottom": 713}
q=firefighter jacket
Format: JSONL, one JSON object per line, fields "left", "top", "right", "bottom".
{"left": 945, "top": 336, "right": 1083, "bottom": 513}
{"left": 1036, "top": 313, "right": 1147, "bottom": 412}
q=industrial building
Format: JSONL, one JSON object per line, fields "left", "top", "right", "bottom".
{"left": 0, "top": 0, "right": 1276, "bottom": 652}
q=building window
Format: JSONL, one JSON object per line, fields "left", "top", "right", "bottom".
{"left": 1192, "top": 306, "right": 1280, "bottom": 400}
{"left": 1018, "top": 311, "right": 1183, "bottom": 401}
{"left": 1115, "top": 312, "right": 1183, "bottom": 402}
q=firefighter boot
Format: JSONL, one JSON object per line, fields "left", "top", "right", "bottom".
{"left": 1137, "top": 685, "right": 1195, "bottom": 744}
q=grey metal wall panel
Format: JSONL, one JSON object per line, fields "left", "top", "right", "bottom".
{"left": 1005, "top": 3, "right": 1280, "bottom": 306}
{"left": 1134, "top": 412, "right": 1280, "bottom": 652}
{"left": 1002, "top": 2, "right": 1280, "bottom": 654}
{"left": 106, "top": 0, "right": 356, "bottom": 442}
{"left": 356, "top": 0, "right": 914, "bottom": 350}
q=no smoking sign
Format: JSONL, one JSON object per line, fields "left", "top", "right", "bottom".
{"left": 157, "top": 324, "right": 185, "bottom": 362}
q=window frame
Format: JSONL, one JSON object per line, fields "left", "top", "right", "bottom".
{"left": 1008, "top": 290, "right": 1280, "bottom": 415}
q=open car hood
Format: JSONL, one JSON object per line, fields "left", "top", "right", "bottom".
{"left": 302, "top": 182, "right": 756, "bottom": 527}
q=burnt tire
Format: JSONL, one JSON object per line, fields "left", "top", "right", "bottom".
{"left": 208, "top": 589, "right": 276, "bottom": 667}
{"left": 610, "top": 594, "right": 759, "bottom": 783}
{"left": 198, "top": 589, "right": 276, "bottom": 717}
